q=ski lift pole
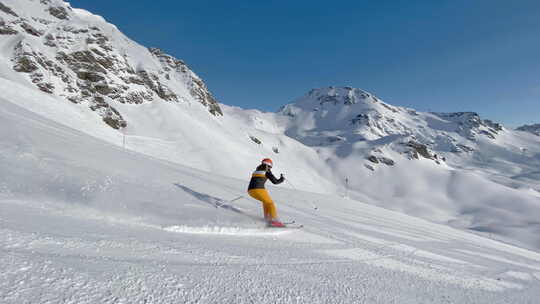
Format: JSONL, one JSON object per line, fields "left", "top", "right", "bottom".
{"left": 121, "top": 128, "right": 126, "bottom": 150}
{"left": 286, "top": 179, "right": 318, "bottom": 210}
{"left": 345, "top": 177, "right": 349, "bottom": 198}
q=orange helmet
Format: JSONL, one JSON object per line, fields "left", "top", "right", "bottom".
{"left": 261, "top": 158, "right": 273, "bottom": 168}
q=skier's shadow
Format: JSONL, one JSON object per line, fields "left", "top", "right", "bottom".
{"left": 173, "top": 183, "right": 245, "bottom": 214}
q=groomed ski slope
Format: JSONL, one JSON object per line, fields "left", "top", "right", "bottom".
{"left": 2, "top": 93, "right": 540, "bottom": 303}
{"left": 1, "top": 0, "right": 540, "bottom": 250}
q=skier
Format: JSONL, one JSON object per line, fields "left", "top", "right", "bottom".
{"left": 247, "top": 158, "right": 286, "bottom": 227}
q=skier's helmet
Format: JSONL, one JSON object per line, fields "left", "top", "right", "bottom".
{"left": 261, "top": 158, "right": 273, "bottom": 168}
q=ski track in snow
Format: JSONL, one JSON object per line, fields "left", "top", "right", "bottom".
{"left": 163, "top": 225, "right": 293, "bottom": 236}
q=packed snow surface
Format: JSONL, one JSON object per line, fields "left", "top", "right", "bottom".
{"left": 1, "top": 0, "right": 539, "bottom": 251}
{"left": 2, "top": 0, "right": 540, "bottom": 302}
{"left": 2, "top": 83, "right": 540, "bottom": 303}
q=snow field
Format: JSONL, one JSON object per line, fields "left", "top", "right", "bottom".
{"left": 2, "top": 91, "right": 540, "bottom": 302}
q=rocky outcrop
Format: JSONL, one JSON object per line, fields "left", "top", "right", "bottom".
{"left": 0, "top": 2, "right": 18, "bottom": 17}
{"left": 405, "top": 141, "right": 434, "bottom": 160}
{"left": 0, "top": 17, "right": 19, "bottom": 35}
{"left": 327, "top": 135, "right": 345, "bottom": 143}
{"left": 190, "top": 76, "right": 223, "bottom": 116}
{"left": 149, "top": 48, "right": 222, "bottom": 116}
{"left": 4, "top": 0, "right": 222, "bottom": 129}
{"left": 308, "top": 86, "right": 378, "bottom": 107}
{"left": 249, "top": 135, "right": 262, "bottom": 145}
{"left": 48, "top": 6, "right": 70, "bottom": 20}
{"left": 367, "top": 155, "right": 395, "bottom": 166}
{"left": 456, "top": 144, "right": 475, "bottom": 153}
{"left": 20, "top": 21, "right": 43, "bottom": 36}
{"left": 433, "top": 112, "right": 502, "bottom": 140}
{"left": 136, "top": 69, "right": 178, "bottom": 102}
{"left": 89, "top": 96, "right": 126, "bottom": 129}
{"left": 12, "top": 41, "right": 56, "bottom": 94}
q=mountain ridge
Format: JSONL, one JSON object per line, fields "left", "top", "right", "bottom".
{"left": 517, "top": 123, "right": 540, "bottom": 136}
{"left": 278, "top": 86, "right": 507, "bottom": 166}
{"left": 0, "top": 0, "right": 221, "bottom": 129}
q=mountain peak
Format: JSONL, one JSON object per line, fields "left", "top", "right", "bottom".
{"left": 279, "top": 86, "right": 507, "bottom": 169}
{"left": 297, "top": 86, "right": 383, "bottom": 108}
{"left": 279, "top": 86, "right": 407, "bottom": 134}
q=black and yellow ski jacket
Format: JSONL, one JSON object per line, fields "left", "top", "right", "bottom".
{"left": 248, "top": 164, "right": 284, "bottom": 190}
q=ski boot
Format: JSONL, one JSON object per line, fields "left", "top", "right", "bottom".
{"left": 267, "top": 219, "right": 286, "bottom": 228}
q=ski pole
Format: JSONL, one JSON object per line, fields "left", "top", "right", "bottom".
{"left": 286, "top": 179, "right": 318, "bottom": 210}
{"left": 228, "top": 196, "right": 244, "bottom": 203}
{"left": 215, "top": 195, "right": 244, "bottom": 209}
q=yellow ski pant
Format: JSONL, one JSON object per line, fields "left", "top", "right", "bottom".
{"left": 248, "top": 189, "right": 277, "bottom": 221}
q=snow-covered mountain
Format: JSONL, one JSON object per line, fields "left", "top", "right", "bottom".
{"left": 517, "top": 124, "right": 540, "bottom": 136}
{"left": 279, "top": 86, "right": 540, "bottom": 187}
{"left": 280, "top": 86, "right": 504, "bottom": 158}
{"left": 0, "top": 0, "right": 221, "bottom": 129}
{"left": 278, "top": 87, "right": 540, "bottom": 248}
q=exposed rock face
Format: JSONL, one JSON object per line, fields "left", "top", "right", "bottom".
{"left": 0, "top": 17, "right": 19, "bottom": 34}
{"left": 48, "top": 5, "right": 69, "bottom": 20}
{"left": 432, "top": 112, "right": 503, "bottom": 141}
{"left": 517, "top": 124, "right": 540, "bottom": 136}
{"left": 12, "top": 41, "right": 57, "bottom": 94}
{"left": 1, "top": 0, "right": 222, "bottom": 129}
{"left": 367, "top": 155, "right": 395, "bottom": 166}
{"left": 149, "top": 48, "right": 222, "bottom": 116}
{"left": 249, "top": 135, "right": 262, "bottom": 145}
{"left": 0, "top": 2, "right": 18, "bottom": 17}
{"left": 405, "top": 141, "right": 434, "bottom": 160}
{"left": 20, "top": 21, "right": 43, "bottom": 36}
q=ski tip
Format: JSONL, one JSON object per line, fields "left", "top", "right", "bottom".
{"left": 284, "top": 225, "right": 304, "bottom": 229}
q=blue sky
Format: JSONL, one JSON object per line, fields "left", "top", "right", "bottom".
{"left": 75, "top": 0, "right": 540, "bottom": 127}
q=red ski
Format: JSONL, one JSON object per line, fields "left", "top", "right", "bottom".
{"left": 267, "top": 220, "right": 303, "bottom": 229}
